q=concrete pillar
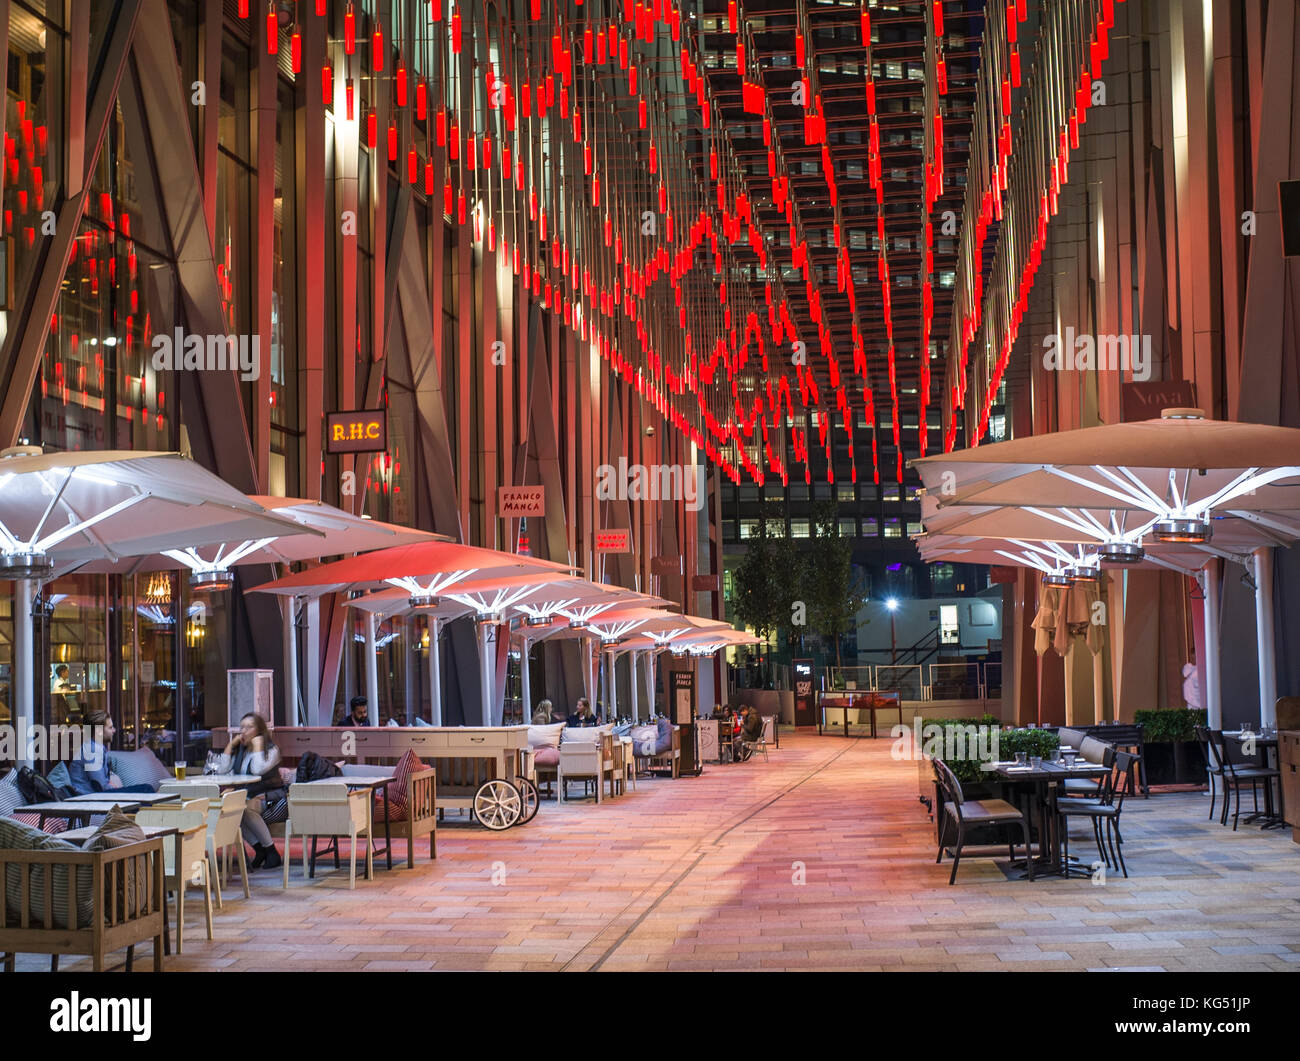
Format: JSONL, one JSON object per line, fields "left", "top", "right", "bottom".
{"left": 1254, "top": 547, "right": 1276, "bottom": 727}
{"left": 14, "top": 580, "right": 35, "bottom": 768}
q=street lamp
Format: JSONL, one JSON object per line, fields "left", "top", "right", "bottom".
{"left": 886, "top": 598, "right": 899, "bottom": 666}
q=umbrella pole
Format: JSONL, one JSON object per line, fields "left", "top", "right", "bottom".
{"left": 479, "top": 623, "right": 493, "bottom": 727}
{"left": 1254, "top": 548, "right": 1276, "bottom": 727}
{"left": 14, "top": 579, "right": 35, "bottom": 769}
{"left": 609, "top": 651, "right": 619, "bottom": 722}
{"left": 282, "top": 596, "right": 299, "bottom": 725}
{"left": 428, "top": 618, "right": 442, "bottom": 726}
{"left": 520, "top": 636, "right": 532, "bottom": 722}
{"left": 1201, "top": 564, "right": 1223, "bottom": 728}
{"left": 305, "top": 598, "right": 321, "bottom": 726}
{"left": 630, "top": 651, "right": 640, "bottom": 723}
{"left": 364, "top": 613, "right": 380, "bottom": 719}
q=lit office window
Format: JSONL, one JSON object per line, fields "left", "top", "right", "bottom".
{"left": 838, "top": 519, "right": 857, "bottom": 537}
{"left": 740, "top": 520, "right": 759, "bottom": 540}
{"left": 791, "top": 521, "right": 811, "bottom": 539}
{"left": 906, "top": 522, "right": 924, "bottom": 537}
{"left": 837, "top": 484, "right": 856, "bottom": 501}
{"left": 863, "top": 518, "right": 880, "bottom": 537}
{"left": 884, "top": 519, "right": 903, "bottom": 539}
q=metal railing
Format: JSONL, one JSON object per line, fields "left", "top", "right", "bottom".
{"left": 826, "top": 662, "right": 1002, "bottom": 702}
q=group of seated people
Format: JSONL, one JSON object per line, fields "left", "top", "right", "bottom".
{"left": 711, "top": 704, "right": 765, "bottom": 761}
{"left": 531, "top": 697, "right": 603, "bottom": 728}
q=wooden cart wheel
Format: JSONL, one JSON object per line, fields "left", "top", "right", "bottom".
{"left": 514, "top": 776, "right": 540, "bottom": 824}
{"left": 472, "top": 779, "right": 522, "bottom": 830}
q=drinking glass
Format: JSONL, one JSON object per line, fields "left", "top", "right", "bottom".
{"left": 1029, "top": 756, "right": 1042, "bottom": 769}
{"left": 1014, "top": 752, "right": 1027, "bottom": 766}
{"left": 174, "top": 761, "right": 187, "bottom": 780}
{"left": 1241, "top": 721, "right": 1254, "bottom": 737}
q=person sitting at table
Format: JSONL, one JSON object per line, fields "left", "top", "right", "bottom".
{"left": 568, "top": 697, "right": 599, "bottom": 727}
{"left": 215, "top": 712, "right": 284, "bottom": 870}
{"left": 532, "top": 700, "right": 554, "bottom": 725}
{"left": 67, "top": 710, "right": 155, "bottom": 795}
{"left": 337, "top": 695, "right": 371, "bottom": 727}
{"left": 738, "top": 706, "right": 764, "bottom": 760}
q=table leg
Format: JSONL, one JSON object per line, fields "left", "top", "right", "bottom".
{"left": 382, "top": 787, "right": 392, "bottom": 870}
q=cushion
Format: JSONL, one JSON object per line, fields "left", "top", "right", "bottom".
{"left": 413, "top": 716, "right": 432, "bottom": 727}
{"left": 46, "top": 762, "right": 73, "bottom": 799}
{"left": 82, "top": 807, "right": 149, "bottom": 920}
{"left": 386, "top": 718, "right": 400, "bottom": 727}
{"left": 0, "top": 816, "right": 92, "bottom": 930}
{"left": 0, "top": 770, "right": 25, "bottom": 817}
{"left": 379, "top": 749, "right": 427, "bottom": 819}
{"left": 106, "top": 748, "right": 172, "bottom": 791}
{"left": 561, "top": 726, "right": 604, "bottom": 744}
{"left": 655, "top": 718, "right": 674, "bottom": 755}
{"left": 527, "top": 723, "right": 566, "bottom": 751}
{"left": 629, "top": 725, "right": 659, "bottom": 757}
{"left": 533, "top": 747, "right": 560, "bottom": 767}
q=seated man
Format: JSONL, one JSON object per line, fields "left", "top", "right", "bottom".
{"left": 738, "top": 705, "right": 764, "bottom": 761}
{"left": 67, "top": 710, "right": 155, "bottom": 795}
{"left": 337, "top": 695, "right": 371, "bottom": 727}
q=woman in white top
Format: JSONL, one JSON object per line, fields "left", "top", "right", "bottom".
{"left": 216, "top": 713, "right": 284, "bottom": 869}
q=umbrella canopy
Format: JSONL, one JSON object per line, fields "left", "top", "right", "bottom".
{"left": 346, "top": 574, "right": 597, "bottom": 621}
{"left": 59, "top": 495, "right": 445, "bottom": 577}
{"left": 0, "top": 448, "right": 318, "bottom": 577}
{"left": 913, "top": 410, "right": 1300, "bottom": 520}
{"left": 247, "top": 540, "right": 575, "bottom": 599}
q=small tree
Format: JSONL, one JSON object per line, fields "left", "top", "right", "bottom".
{"left": 806, "top": 502, "right": 870, "bottom": 669}
{"left": 731, "top": 502, "right": 802, "bottom": 682}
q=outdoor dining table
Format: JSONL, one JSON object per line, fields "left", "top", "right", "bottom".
{"left": 1222, "top": 731, "right": 1285, "bottom": 828}
{"left": 166, "top": 774, "right": 262, "bottom": 788}
{"left": 64, "top": 791, "right": 183, "bottom": 806}
{"left": 15, "top": 800, "right": 147, "bottom": 829}
{"left": 987, "top": 760, "right": 1111, "bottom": 877}
{"left": 297, "top": 776, "right": 394, "bottom": 872}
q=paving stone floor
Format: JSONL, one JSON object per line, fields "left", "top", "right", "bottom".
{"left": 16, "top": 731, "right": 1300, "bottom": 971}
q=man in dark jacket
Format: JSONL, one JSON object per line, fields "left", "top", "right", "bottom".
{"left": 338, "top": 696, "right": 371, "bottom": 727}
{"left": 738, "top": 706, "right": 764, "bottom": 760}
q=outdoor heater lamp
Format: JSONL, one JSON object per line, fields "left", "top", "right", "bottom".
{"left": 568, "top": 619, "right": 590, "bottom": 630}
{"left": 1041, "top": 572, "right": 1070, "bottom": 587}
{"left": 475, "top": 611, "right": 503, "bottom": 626}
{"left": 189, "top": 569, "right": 235, "bottom": 593}
{"left": 408, "top": 594, "right": 442, "bottom": 611}
{"left": 600, "top": 635, "right": 624, "bottom": 646}
{"left": 524, "top": 613, "right": 552, "bottom": 627}
{"left": 1, "top": 551, "right": 55, "bottom": 581}
{"left": 1152, "top": 518, "right": 1212, "bottom": 544}
{"left": 1065, "top": 565, "right": 1100, "bottom": 583}
{"left": 1098, "top": 541, "right": 1145, "bottom": 564}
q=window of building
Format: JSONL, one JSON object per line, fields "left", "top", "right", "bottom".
{"left": 838, "top": 518, "right": 857, "bottom": 537}
{"left": 863, "top": 518, "right": 880, "bottom": 537}
{"left": 740, "top": 520, "right": 759, "bottom": 540}
{"left": 790, "top": 520, "right": 810, "bottom": 539}
{"left": 837, "top": 484, "right": 856, "bottom": 501}
{"left": 723, "top": 521, "right": 738, "bottom": 543}
{"left": 884, "top": 519, "right": 902, "bottom": 539}
{"left": 906, "top": 522, "right": 924, "bottom": 538}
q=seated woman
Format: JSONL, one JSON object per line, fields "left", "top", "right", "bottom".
{"left": 215, "top": 712, "right": 284, "bottom": 870}
{"left": 532, "top": 699, "right": 554, "bottom": 725}
{"left": 567, "top": 697, "right": 599, "bottom": 727}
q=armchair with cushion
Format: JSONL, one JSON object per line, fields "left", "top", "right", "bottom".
{"left": 557, "top": 728, "right": 614, "bottom": 803}
{"left": 363, "top": 751, "right": 436, "bottom": 868}
{"left": 527, "top": 723, "right": 565, "bottom": 797}
{"left": 282, "top": 783, "right": 373, "bottom": 889}
{"left": 632, "top": 719, "right": 681, "bottom": 778}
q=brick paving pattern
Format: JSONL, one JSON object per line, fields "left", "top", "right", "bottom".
{"left": 15, "top": 732, "right": 1300, "bottom": 971}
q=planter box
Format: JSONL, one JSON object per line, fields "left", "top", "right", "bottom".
{"left": 1142, "top": 740, "right": 1207, "bottom": 786}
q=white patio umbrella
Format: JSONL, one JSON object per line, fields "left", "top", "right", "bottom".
{"left": 913, "top": 410, "right": 1300, "bottom": 728}
{"left": 63, "top": 495, "right": 444, "bottom": 723}
{"left": 249, "top": 541, "right": 575, "bottom": 726}
{"left": 348, "top": 574, "right": 596, "bottom": 725}
{"left": 0, "top": 447, "right": 321, "bottom": 765}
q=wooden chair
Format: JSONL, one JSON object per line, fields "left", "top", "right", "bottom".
{"left": 933, "top": 758, "right": 1034, "bottom": 885}
{"left": 1, "top": 838, "right": 166, "bottom": 972}
{"left": 135, "top": 808, "right": 213, "bottom": 954}
{"left": 159, "top": 781, "right": 221, "bottom": 802}
{"left": 371, "top": 768, "right": 437, "bottom": 867}
{"left": 639, "top": 725, "right": 682, "bottom": 778}
{"left": 282, "top": 783, "right": 373, "bottom": 889}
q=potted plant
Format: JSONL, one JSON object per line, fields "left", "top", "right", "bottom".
{"left": 1134, "top": 708, "right": 1208, "bottom": 785}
